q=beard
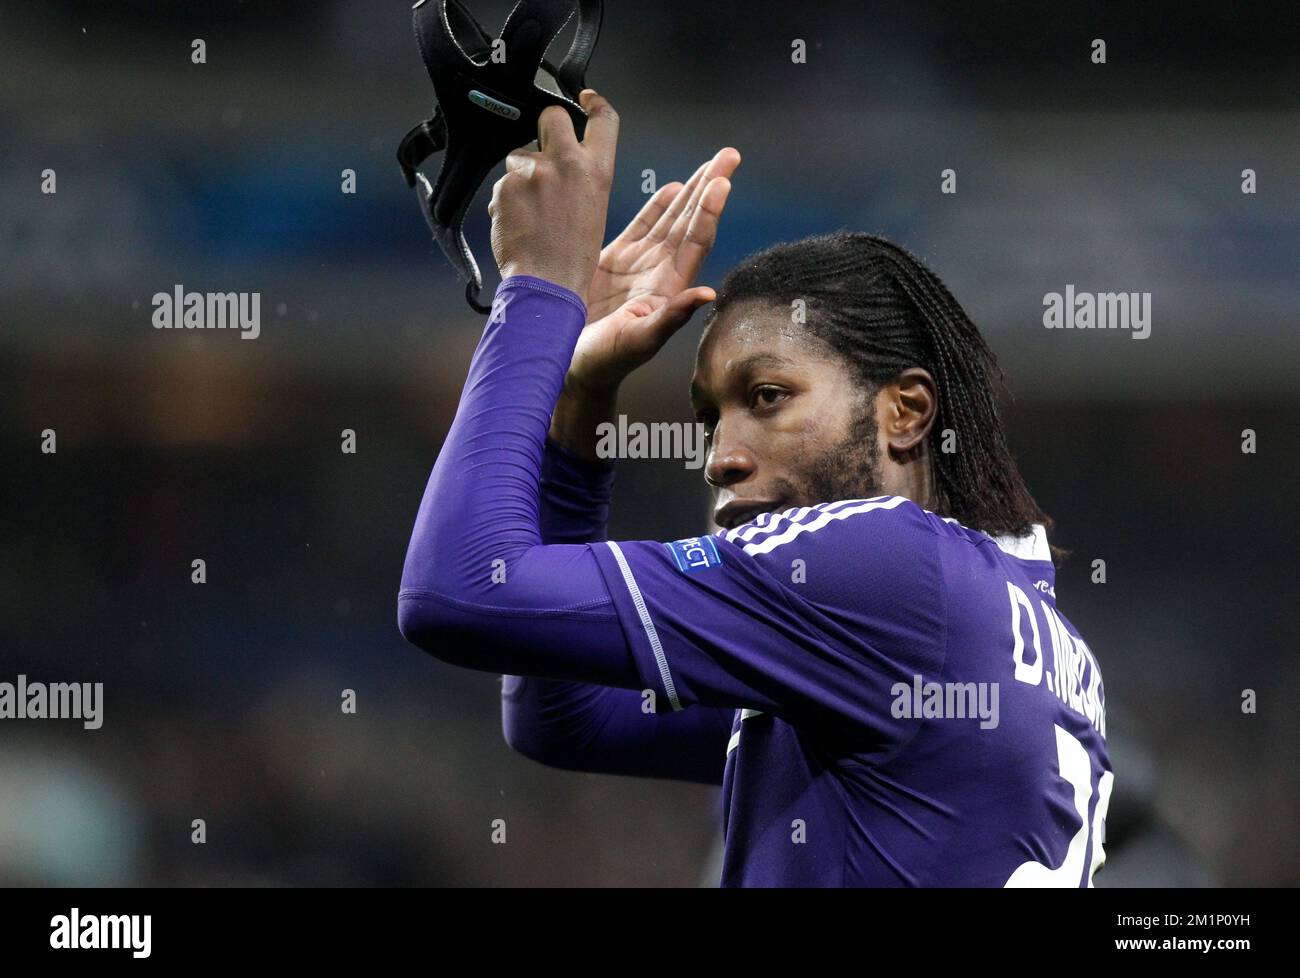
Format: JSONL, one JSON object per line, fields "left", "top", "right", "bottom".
{"left": 771, "top": 397, "right": 883, "bottom": 509}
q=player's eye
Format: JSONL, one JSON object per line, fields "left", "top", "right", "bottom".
{"left": 749, "top": 385, "right": 787, "bottom": 410}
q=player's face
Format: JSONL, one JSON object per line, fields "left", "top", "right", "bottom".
{"left": 692, "top": 299, "right": 884, "bottom": 531}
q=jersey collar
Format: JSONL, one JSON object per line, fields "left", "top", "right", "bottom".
{"left": 986, "top": 524, "right": 1050, "bottom": 562}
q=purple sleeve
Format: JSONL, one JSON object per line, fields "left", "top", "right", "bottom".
{"left": 534, "top": 436, "right": 618, "bottom": 546}
{"left": 398, "top": 275, "right": 636, "bottom": 685}
{"left": 586, "top": 499, "right": 946, "bottom": 745}
{"left": 501, "top": 438, "right": 732, "bottom": 785}
{"left": 398, "top": 275, "right": 942, "bottom": 750}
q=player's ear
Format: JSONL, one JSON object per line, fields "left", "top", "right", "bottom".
{"left": 883, "top": 367, "right": 937, "bottom": 455}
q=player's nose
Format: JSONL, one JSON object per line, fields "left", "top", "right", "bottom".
{"left": 703, "top": 436, "right": 757, "bottom": 489}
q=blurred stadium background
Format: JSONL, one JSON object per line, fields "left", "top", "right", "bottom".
{"left": 0, "top": 0, "right": 1296, "bottom": 885}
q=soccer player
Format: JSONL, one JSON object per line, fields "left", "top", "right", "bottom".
{"left": 398, "top": 90, "right": 1112, "bottom": 886}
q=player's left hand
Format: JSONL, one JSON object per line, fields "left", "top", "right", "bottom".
{"left": 564, "top": 148, "right": 739, "bottom": 396}
{"left": 488, "top": 89, "right": 618, "bottom": 305}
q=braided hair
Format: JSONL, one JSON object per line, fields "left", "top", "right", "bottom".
{"left": 705, "top": 229, "right": 1052, "bottom": 542}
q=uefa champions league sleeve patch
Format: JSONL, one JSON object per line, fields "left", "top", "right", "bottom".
{"left": 664, "top": 535, "right": 724, "bottom": 573}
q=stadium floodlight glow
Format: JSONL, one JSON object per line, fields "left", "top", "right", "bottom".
{"left": 397, "top": 0, "right": 603, "bottom": 313}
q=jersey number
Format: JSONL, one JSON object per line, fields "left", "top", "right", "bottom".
{"left": 1004, "top": 724, "right": 1114, "bottom": 887}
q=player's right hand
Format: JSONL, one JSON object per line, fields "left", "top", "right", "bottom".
{"left": 490, "top": 90, "right": 619, "bottom": 304}
{"left": 566, "top": 147, "right": 741, "bottom": 395}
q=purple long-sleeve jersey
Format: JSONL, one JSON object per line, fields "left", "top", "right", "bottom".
{"left": 399, "top": 275, "right": 1113, "bottom": 887}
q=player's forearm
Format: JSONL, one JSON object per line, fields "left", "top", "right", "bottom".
{"left": 503, "top": 675, "right": 732, "bottom": 785}
{"left": 501, "top": 437, "right": 618, "bottom": 756}
{"left": 510, "top": 443, "right": 736, "bottom": 784}
{"left": 548, "top": 375, "right": 620, "bottom": 465}
{"left": 537, "top": 435, "right": 617, "bottom": 543}
{"left": 398, "top": 275, "right": 590, "bottom": 666}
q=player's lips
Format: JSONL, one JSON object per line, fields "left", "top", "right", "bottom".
{"left": 715, "top": 499, "right": 785, "bottom": 531}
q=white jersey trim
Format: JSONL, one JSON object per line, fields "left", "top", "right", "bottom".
{"left": 716, "top": 494, "right": 1051, "bottom": 562}
{"left": 945, "top": 518, "right": 1050, "bottom": 562}
{"left": 721, "top": 496, "right": 908, "bottom": 556}
{"left": 602, "top": 540, "right": 684, "bottom": 711}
